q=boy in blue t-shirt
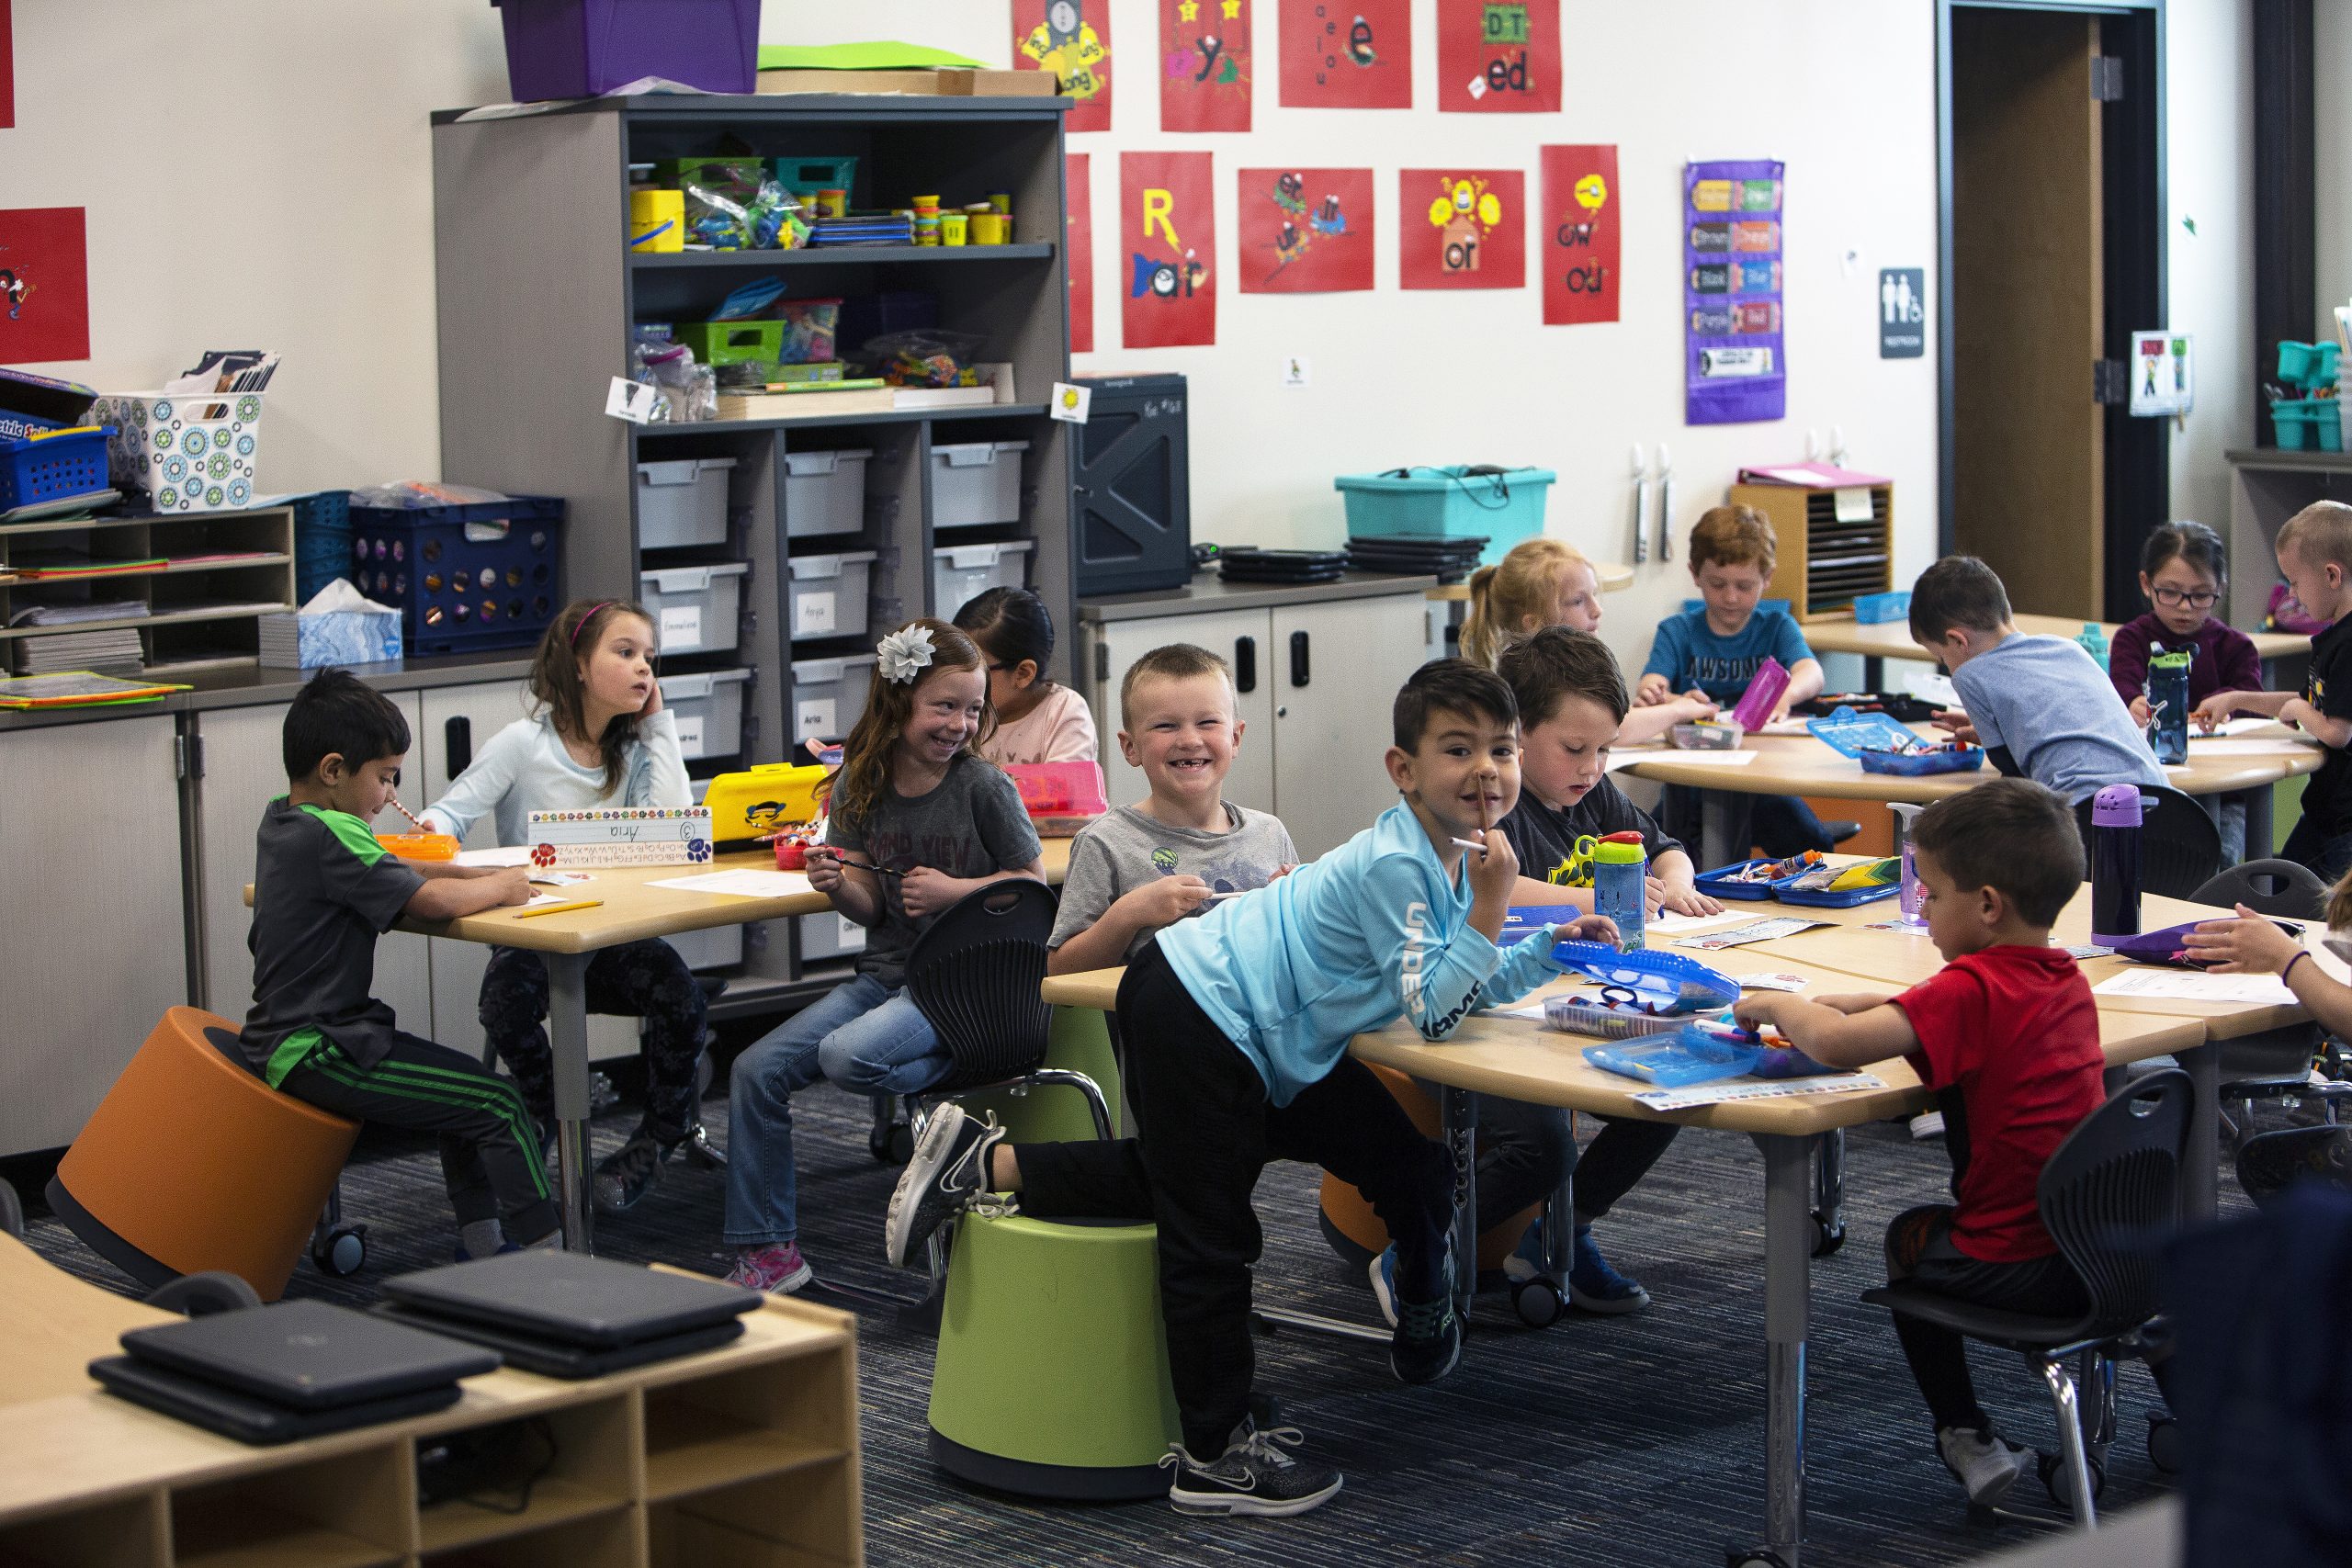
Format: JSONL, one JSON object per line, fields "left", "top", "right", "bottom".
{"left": 880, "top": 661, "right": 1613, "bottom": 1519}
{"left": 1638, "top": 503, "right": 1850, "bottom": 856}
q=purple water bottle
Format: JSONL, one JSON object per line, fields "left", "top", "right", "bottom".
{"left": 2090, "top": 784, "right": 2143, "bottom": 945}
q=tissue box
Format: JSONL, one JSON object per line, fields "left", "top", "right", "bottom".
{"left": 97, "top": 391, "right": 266, "bottom": 513}
{"left": 259, "top": 578, "right": 403, "bottom": 668}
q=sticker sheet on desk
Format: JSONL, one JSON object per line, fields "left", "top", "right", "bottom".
{"left": 1015, "top": 0, "right": 1111, "bottom": 132}
{"left": 1400, "top": 169, "right": 1523, "bottom": 290}
{"left": 1684, "top": 159, "right": 1785, "bottom": 425}
{"left": 1162, "top": 0, "right": 1251, "bottom": 132}
{"left": 1541, "top": 144, "right": 1619, "bottom": 325}
{"left": 1674, "top": 916, "right": 1826, "bottom": 950}
{"left": 1121, "top": 152, "right": 1216, "bottom": 348}
{"left": 1279, "top": 0, "right": 1410, "bottom": 108}
{"left": 1436, "top": 0, "right": 1558, "bottom": 112}
{"left": 1068, "top": 154, "right": 1096, "bottom": 354}
{"left": 1632, "top": 1072, "right": 1885, "bottom": 1112}
{"left": 1238, "top": 167, "right": 1372, "bottom": 293}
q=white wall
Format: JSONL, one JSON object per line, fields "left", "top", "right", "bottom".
{"left": 2166, "top": 0, "right": 2256, "bottom": 534}
{"left": 2317, "top": 0, "right": 2352, "bottom": 346}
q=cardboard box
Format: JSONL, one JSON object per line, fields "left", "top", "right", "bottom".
{"left": 756, "top": 67, "right": 1049, "bottom": 97}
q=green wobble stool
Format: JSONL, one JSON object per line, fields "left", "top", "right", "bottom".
{"left": 927, "top": 1209, "right": 1180, "bottom": 1499}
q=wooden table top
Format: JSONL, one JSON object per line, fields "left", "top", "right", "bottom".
{"left": 1425, "top": 561, "right": 1635, "bottom": 602}
{"left": 1615, "top": 724, "right": 2320, "bottom": 802}
{"left": 0, "top": 1235, "right": 175, "bottom": 1409}
{"left": 1800, "top": 612, "right": 2309, "bottom": 665}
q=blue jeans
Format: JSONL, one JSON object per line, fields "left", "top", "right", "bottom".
{"left": 721, "top": 974, "right": 946, "bottom": 1247}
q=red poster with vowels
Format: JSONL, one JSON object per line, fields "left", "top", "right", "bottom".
{"left": 1068, "top": 153, "right": 1096, "bottom": 353}
{"left": 1237, "top": 168, "right": 1373, "bottom": 293}
{"left": 1540, "top": 145, "right": 1620, "bottom": 323}
{"left": 1014, "top": 0, "right": 1112, "bottom": 134}
{"left": 1435, "top": 0, "right": 1559, "bottom": 113}
{"left": 0, "top": 208, "right": 91, "bottom": 364}
{"left": 1121, "top": 152, "right": 1216, "bottom": 348}
{"left": 1162, "top": 0, "right": 1251, "bottom": 132}
{"left": 1398, "top": 170, "right": 1523, "bottom": 290}
{"left": 1279, "top": 0, "right": 1411, "bottom": 109}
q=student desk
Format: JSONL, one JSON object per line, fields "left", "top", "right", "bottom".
{"left": 1803, "top": 611, "right": 2309, "bottom": 691}
{"left": 253, "top": 840, "right": 1071, "bottom": 1255}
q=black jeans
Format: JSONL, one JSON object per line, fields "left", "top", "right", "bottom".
{"left": 479, "top": 938, "right": 707, "bottom": 1144}
{"left": 1884, "top": 1204, "right": 2087, "bottom": 1433}
{"left": 1017, "top": 941, "right": 1454, "bottom": 1457}
{"left": 2281, "top": 814, "right": 2352, "bottom": 886}
{"left": 1472, "top": 1102, "right": 1677, "bottom": 1233}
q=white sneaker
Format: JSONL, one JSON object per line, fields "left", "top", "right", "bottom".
{"left": 1910, "top": 1110, "right": 1946, "bottom": 1141}
{"left": 1937, "top": 1426, "right": 2033, "bottom": 1506}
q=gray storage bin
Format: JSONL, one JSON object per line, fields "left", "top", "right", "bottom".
{"left": 667, "top": 922, "right": 744, "bottom": 971}
{"left": 636, "top": 457, "right": 737, "bottom": 549}
{"left": 640, "top": 560, "right": 749, "bottom": 655}
{"left": 787, "top": 550, "right": 878, "bottom": 639}
{"left": 784, "top": 446, "right": 872, "bottom": 539}
{"left": 657, "top": 666, "right": 751, "bottom": 761}
{"left": 929, "top": 439, "right": 1029, "bottom": 531}
{"left": 799, "top": 909, "right": 866, "bottom": 963}
{"left": 933, "top": 539, "right": 1033, "bottom": 616}
{"left": 789, "top": 652, "right": 877, "bottom": 746}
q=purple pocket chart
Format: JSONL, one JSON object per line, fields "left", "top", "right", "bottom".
{"left": 1685, "top": 159, "right": 1786, "bottom": 425}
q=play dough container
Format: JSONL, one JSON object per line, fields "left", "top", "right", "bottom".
{"left": 377, "top": 832, "right": 459, "bottom": 862}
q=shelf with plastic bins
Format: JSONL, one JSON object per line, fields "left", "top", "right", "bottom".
{"left": 635, "top": 402, "right": 1052, "bottom": 437}
{"left": 629, "top": 243, "right": 1056, "bottom": 269}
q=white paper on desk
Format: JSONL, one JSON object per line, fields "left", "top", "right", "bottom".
{"left": 1648, "top": 909, "right": 1753, "bottom": 935}
{"left": 1632, "top": 1073, "right": 1886, "bottom": 1111}
{"left": 1675, "top": 916, "right": 1827, "bottom": 950}
{"left": 455, "top": 845, "right": 536, "bottom": 868}
{"left": 520, "top": 891, "right": 580, "bottom": 909}
{"left": 531, "top": 870, "right": 591, "bottom": 886}
{"left": 2092, "top": 969, "right": 2298, "bottom": 1006}
{"left": 1604, "top": 748, "right": 1661, "bottom": 773}
{"left": 1737, "top": 972, "right": 1813, "bottom": 993}
{"left": 2180, "top": 738, "right": 2320, "bottom": 757}
{"left": 1753, "top": 718, "right": 1815, "bottom": 737}
{"left": 2199, "top": 716, "right": 2285, "bottom": 738}
{"left": 1492, "top": 1002, "right": 1552, "bottom": 1020}
{"left": 1637, "top": 750, "right": 1763, "bottom": 768}
{"left": 648, "top": 868, "right": 817, "bottom": 898}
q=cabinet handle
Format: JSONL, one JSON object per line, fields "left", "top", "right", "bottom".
{"left": 1235, "top": 636, "right": 1257, "bottom": 694}
{"left": 1289, "top": 629, "right": 1310, "bottom": 688}
{"left": 445, "top": 716, "right": 472, "bottom": 781}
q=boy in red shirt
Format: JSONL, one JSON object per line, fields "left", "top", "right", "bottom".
{"left": 1733, "top": 778, "right": 2105, "bottom": 1507}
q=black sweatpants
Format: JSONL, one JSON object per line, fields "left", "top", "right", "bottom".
{"left": 1016, "top": 941, "right": 1455, "bottom": 1457}
{"left": 279, "top": 1032, "right": 560, "bottom": 1244}
{"left": 479, "top": 938, "right": 707, "bottom": 1144}
{"left": 1884, "top": 1204, "right": 2087, "bottom": 1433}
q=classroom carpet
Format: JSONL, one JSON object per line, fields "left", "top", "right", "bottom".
{"left": 19, "top": 1071, "right": 2210, "bottom": 1568}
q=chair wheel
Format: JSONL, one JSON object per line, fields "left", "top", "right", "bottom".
{"left": 1724, "top": 1551, "right": 1793, "bottom": 1568}
{"left": 1510, "top": 1277, "right": 1566, "bottom": 1327}
{"left": 311, "top": 1224, "right": 367, "bottom": 1278}
{"left": 2037, "top": 1447, "right": 2106, "bottom": 1506}
{"left": 1810, "top": 1213, "right": 1847, "bottom": 1258}
{"left": 2145, "top": 1411, "right": 2183, "bottom": 1474}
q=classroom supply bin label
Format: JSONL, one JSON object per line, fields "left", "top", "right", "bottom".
{"left": 1436, "top": 0, "right": 1558, "bottom": 113}
{"left": 1279, "top": 0, "right": 1411, "bottom": 108}
{"left": 1541, "top": 145, "right": 1619, "bottom": 325}
{"left": 1684, "top": 159, "right": 1785, "bottom": 424}
{"left": 1162, "top": 0, "right": 1252, "bottom": 131}
{"left": 1400, "top": 169, "right": 1523, "bottom": 290}
{"left": 1239, "top": 167, "right": 1374, "bottom": 292}
{"left": 1016, "top": 0, "right": 1112, "bottom": 132}
{"left": 1123, "top": 151, "right": 1218, "bottom": 348}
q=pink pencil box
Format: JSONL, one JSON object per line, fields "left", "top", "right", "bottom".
{"left": 1005, "top": 761, "right": 1110, "bottom": 836}
{"left": 1729, "top": 657, "right": 1792, "bottom": 733}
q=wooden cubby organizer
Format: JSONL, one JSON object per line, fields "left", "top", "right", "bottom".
{"left": 0, "top": 1296, "right": 863, "bottom": 1568}
{"left": 430, "top": 91, "right": 1071, "bottom": 1021}
{"left": 0, "top": 505, "right": 296, "bottom": 674}
{"left": 1733, "top": 481, "right": 1894, "bottom": 622}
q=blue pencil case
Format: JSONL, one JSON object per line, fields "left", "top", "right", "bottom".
{"left": 1858, "top": 743, "right": 1984, "bottom": 776}
{"left": 1583, "top": 1021, "right": 1760, "bottom": 1086}
{"left": 1770, "top": 868, "right": 1903, "bottom": 908}
{"left": 1499, "top": 904, "right": 1581, "bottom": 947}
{"left": 1552, "top": 941, "right": 1741, "bottom": 1014}
{"left": 1805, "top": 705, "right": 1921, "bottom": 757}
{"left": 1694, "top": 857, "right": 1792, "bottom": 901}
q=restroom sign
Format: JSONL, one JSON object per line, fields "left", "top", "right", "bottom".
{"left": 1879, "top": 267, "right": 1925, "bottom": 358}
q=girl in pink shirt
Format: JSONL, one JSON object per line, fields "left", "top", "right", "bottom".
{"left": 953, "top": 586, "right": 1100, "bottom": 766}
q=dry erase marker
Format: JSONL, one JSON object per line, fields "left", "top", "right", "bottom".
{"left": 515, "top": 898, "right": 604, "bottom": 919}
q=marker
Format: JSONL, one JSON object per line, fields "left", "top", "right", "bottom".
{"left": 515, "top": 898, "right": 604, "bottom": 919}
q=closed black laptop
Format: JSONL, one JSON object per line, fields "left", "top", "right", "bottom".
{"left": 116, "top": 1299, "right": 500, "bottom": 1412}
{"left": 368, "top": 1301, "right": 742, "bottom": 1379}
{"left": 88, "top": 1355, "right": 465, "bottom": 1446}
{"left": 381, "top": 1249, "right": 762, "bottom": 1350}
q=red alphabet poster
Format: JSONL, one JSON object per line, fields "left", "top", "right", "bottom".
{"left": 1015, "top": 0, "right": 1112, "bottom": 134}
{"left": 1436, "top": 0, "right": 1559, "bottom": 113}
{"left": 1161, "top": 0, "right": 1251, "bottom": 132}
{"left": 1279, "top": 0, "right": 1411, "bottom": 109}
{"left": 1121, "top": 152, "right": 1216, "bottom": 348}
{"left": 0, "top": 208, "right": 91, "bottom": 365}
{"left": 1068, "top": 153, "right": 1096, "bottom": 353}
{"left": 1398, "top": 170, "right": 1523, "bottom": 290}
{"left": 1237, "top": 168, "right": 1373, "bottom": 293}
{"left": 1540, "top": 145, "right": 1619, "bottom": 324}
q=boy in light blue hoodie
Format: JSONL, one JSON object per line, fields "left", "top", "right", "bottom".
{"left": 882, "top": 660, "right": 1611, "bottom": 1519}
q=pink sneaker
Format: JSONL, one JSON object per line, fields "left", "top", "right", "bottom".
{"left": 725, "top": 1241, "right": 814, "bottom": 1294}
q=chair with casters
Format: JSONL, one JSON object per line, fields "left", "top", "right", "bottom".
{"left": 47, "top": 1007, "right": 361, "bottom": 1302}
{"left": 1861, "top": 1068, "right": 2195, "bottom": 1531}
{"left": 2188, "top": 860, "right": 2352, "bottom": 1144}
{"left": 2075, "top": 784, "right": 2222, "bottom": 903}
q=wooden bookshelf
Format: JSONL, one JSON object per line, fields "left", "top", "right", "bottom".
{"left": 0, "top": 505, "right": 296, "bottom": 671}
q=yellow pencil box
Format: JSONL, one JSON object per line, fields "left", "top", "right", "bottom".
{"left": 702, "top": 762, "right": 830, "bottom": 845}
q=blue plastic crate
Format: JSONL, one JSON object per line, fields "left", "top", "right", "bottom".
{"left": 1850, "top": 590, "right": 1910, "bottom": 624}
{"left": 291, "top": 490, "right": 356, "bottom": 602}
{"left": 349, "top": 494, "right": 565, "bottom": 654}
{"left": 0, "top": 426, "right": 115, "bottom": 513}
{"left": 1334, "top": 465, "right": 1555, "bottom": 566}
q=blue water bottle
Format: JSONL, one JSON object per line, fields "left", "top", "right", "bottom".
{"left": 2146, "top": 648, "right": 2191, "bottom": 764}
{"left": 1592, "top": 832, "right": 1648, "bottom": 952}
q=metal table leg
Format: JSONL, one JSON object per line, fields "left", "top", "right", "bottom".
{"left": 2243, "top": 784, "right": 2274, "bottom": 861}
{"left": 1442, "top": 1085, "right": 1479, "bottom": 1315}
{"left": 547, "top": 952, "right": 595, "bottom": 1254}
{"left": 2184, "top": 1040, "right": 2220, "bottom": 1223}
{"left": 1810, "top": 1128, "right": 1847, "bottom": 1257}
{"left": 1862, "top": 653, "right": 1884, "bottom": 692}
{"left": 1734, "top": 1133, "right": 1813, "bottom": 1568}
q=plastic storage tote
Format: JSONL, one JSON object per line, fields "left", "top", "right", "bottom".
{"left": 491, "top": 0, "right": 760, "bottom": 99}
{"left": 800, "top": 908, "right": 867, "bottom": 963}
{"left": 786, "top": 550, "right": 877, "bottom": 639}
{"left": 1333, "top": 465, "right": 1555, "bottom": 567}
{"left": 789, "top": 652, "right": 877, "bottom": 745}
{"left": 637, "top": 457, "right": 736, "bottom": 550}
{"left": 291, "top": 491, "right": 356, "bottom": 602}
{"left": 657, "top": 666, "right": 751, "bottom": 760}
{"left": 933, "top": 539, "right": 1033, "bottom": 617}
{"left": 98, "top": 391, "right": 266, "bottom": 513}
{"left": 667, "top": 922, "right": 744, "bottom": 970}
{"left": 639, "top": 560, "right": 748, "bottom": 655}
{"left": 929, "top": 440, "right": 1030, "bottom": 531}
{"left": 0, "top": 425, "right": 114, "bottom": 515}
{"left": 350, "top": 492, "right": 564, "bottom": 654}
{"left": 784, "top": 447, "right": 871, "bottom": 539}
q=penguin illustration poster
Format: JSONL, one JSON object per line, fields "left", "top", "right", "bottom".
{"left": 1014, "top": 0, "right": 1113, "bottom": 134}
{"left": 1279, "top": 0, "right": 1411, "bottom": 109}
{"left": 1121, "top": 152, "right": 1216, "bottom": 348}
{"left": 1162, "top": 0, "right": 1252, "bottom": 133}
{"left": 1238, "top": 167, "right": 1373, "bottom": 293}
{"left": 1436, "top": 0, "right": 1559, "bottom": 113}
{"left": 1540, "top": 145, "right": 1620, "bottom": 324}
{"left": 1068, "top": 153, "right": 1096, "bottom": 354}
{"left": 0, "top": 207, "right": 89, "bottom": 365}
{"left": 1397, "top": 170, "right": 1523, "bottom": 290}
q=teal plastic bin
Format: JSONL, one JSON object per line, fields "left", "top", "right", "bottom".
{"left": 1335, "top": 465, "right": 1555, "bottom": 565}
{"left": 2273, "top": 399, "right": 2321, "bottom": 451}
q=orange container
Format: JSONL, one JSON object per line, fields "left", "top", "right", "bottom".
{"left": 378, "top": 831, "right": 459, "bottom": 861}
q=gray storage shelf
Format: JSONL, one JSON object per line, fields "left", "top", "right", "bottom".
{"left": 630, "top": 243, "right": 1057, "bottom": 269}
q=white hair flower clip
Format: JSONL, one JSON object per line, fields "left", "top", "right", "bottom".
{"left": 876, "top": 625, "right": 936, "bottom": 685}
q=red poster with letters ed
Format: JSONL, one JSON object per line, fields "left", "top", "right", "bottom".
{"left": 0, "top": 208, "right": 91, "bottom": 365}
{"left": 1237, "top": 168, "right": 1373, "bottom": 293}
{"left": 1279, "top": 0, "right": 1411, "bottom": 109}
{"left": 1436, "top": 0, "right": 1559, "bottom": 113}
{"left": 1161, "top": 0, "right": 1251, "bottom": 132}
{"left": 1120, "top": 152, "right": 1216, "bottom": 348}
{"left": 1540, "top": 145, "right": 1620, "bottom": 324}
{"left": 1398, "top": 170, "right": 1523, "bottom": 290}
{"left": 1014, "top": 0, "right": 1112, "bottom": 134}
{"left": 1067, "top": 153, "right": 1096, "bottom": 353}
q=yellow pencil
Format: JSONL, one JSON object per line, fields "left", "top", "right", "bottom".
{"left": 514, "top": 898, "right": 604, "bottom": 919}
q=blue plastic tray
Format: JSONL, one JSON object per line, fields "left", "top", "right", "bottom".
{"left": 1584, "top": 1021, "right": 1758, "bottom": 1086}
{"left": 1552, "top": 942, "right": 1741, "bottom": 1013}
{"left": 1694, "top": 857, "right": 1787, "bottom": 901}
{"left": 1858, "top": 743, "right": 1983, "bottom": 776}
{"left": 1804, "top": 705, "right": 1920, "bottom": 758}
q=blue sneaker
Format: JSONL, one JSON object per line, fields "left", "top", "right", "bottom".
{"left": 1568, "top": 1228, "right": 1650, "bottom": 1314}
{"left": 1367, "top": 1243, "right": 1400, "bottom": 1327}
{"left": 1504, "top": 1220, "right": 1549, "bottom": 1284}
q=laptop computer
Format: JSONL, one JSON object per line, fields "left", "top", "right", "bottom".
{"left": 116, "top": 1299, "right": 500, "bottom": 1412}
{"left": 88, "top": 1355, "right": 466, "bottom": 1446}
{"left": 380, "top": 1250, "right": 762, "bottom": 1350}
{"left": 368, "top": 1301, "right": 743, "bottom": 1379}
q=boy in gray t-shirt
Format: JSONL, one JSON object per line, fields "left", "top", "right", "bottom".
{"left": 1048, "top": 645, "right": 1298, "bottom": 974}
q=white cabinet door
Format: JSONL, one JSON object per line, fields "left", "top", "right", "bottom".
{"left": 0, "top": 716, "right": 187, "bottom": 1155}
{"left": 1091, "top": 608, "right": 1277, "bottom": 818}
{"left": 190, "top": 698, "right": 434, "bottom": 1032}
{"left": 416, "top": 681, "right": 529, "bottom": 1055}
{"left": 1270, "top": 594, "right": 1430, "bottom": 860}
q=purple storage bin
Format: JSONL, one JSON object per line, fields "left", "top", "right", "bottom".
{"left": 492, "top": 0, "right": 760, "bottom": 99}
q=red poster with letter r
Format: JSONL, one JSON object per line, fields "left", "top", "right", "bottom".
{"left": 0, "top": 208, "right": 91, "bottom": 364}
{"left": 1436, "top": 0, "right": 1559, "bottom": 113}
{"left": 1279, "top": 0, "right": 1411, "bottom": 109}
{"left": 1397, "top": 170, "right": 1523, "bottom": 290}
{"left": 1068, "top": 153, "right": 1095, "bottom": 353}
{"left": 1541, "top": 145, "right": 1621, "bottom": 324}
{"left": 1120, "top": 152, "right": 1216, "bottom": 348}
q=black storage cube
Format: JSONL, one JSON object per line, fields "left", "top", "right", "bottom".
{"left": 1072, "top": 374, "right": 1191, "bottom": 596}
